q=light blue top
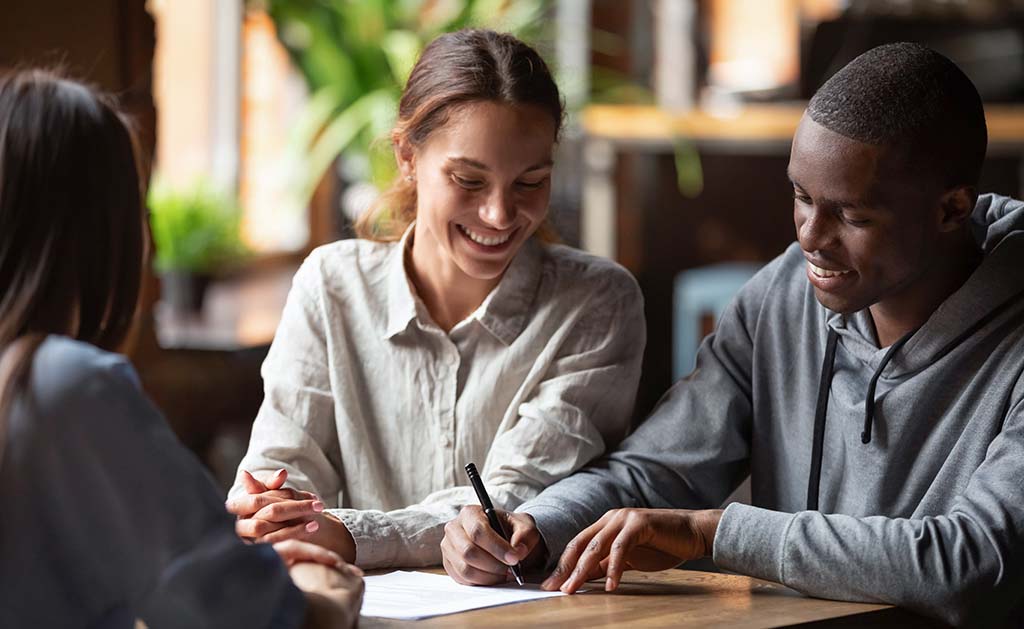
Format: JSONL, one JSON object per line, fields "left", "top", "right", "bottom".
{"left": 0, "top": 336, "right": 304, "bottom": 629}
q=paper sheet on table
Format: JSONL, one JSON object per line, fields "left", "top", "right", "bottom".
{"left": 359, "top": 570, "right": 567, "bottom": 620}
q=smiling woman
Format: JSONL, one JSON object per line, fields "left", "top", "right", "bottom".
{"left": 402, "top": 100, "right": 556, "bottom": 330}
{"left": 226, "top": 29, "right": 647, "bottom": 573}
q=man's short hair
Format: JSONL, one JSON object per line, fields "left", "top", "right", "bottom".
{"left": 807, "top": 42, "right": 987, "bottom": 189}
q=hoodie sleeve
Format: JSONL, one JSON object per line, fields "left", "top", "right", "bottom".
{"left": 519, "top": 260, "right": 764, "bottom": 563}
{"left": 714, "top": 390, "right": 1024, "bottom": 627}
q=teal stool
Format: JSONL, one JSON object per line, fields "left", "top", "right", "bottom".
{"left": 673, "top": 263, "right": 761, "bottom": 380}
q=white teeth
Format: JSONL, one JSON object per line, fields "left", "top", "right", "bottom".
{"left": 460, "top": 225, "right": 512, "bottom": 247}
{"left": 808, "top": 262, "right": 850, "bottom": 278}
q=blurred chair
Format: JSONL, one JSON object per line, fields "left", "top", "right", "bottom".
{"left": 673, "top": 262, "right": 761, "bottom": 380}
{"left": 673, "top": 262, "right": 761, "bottom": 552}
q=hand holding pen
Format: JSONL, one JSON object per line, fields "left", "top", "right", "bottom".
{"left": 464, "top": 463, "right": 525, "bottom": 585}
{"left": 440, "top": 463, "right": 546, "bottom": 586}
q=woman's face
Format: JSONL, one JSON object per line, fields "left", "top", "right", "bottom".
{"left": 403, "top": 100, "right": 556, "bottom": 283}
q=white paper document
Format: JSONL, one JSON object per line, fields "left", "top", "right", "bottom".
{"left": 359, "top": 570, "right": 567, "bottom": 620}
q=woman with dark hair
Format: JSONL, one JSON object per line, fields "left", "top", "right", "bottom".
{"left": 0, "top": 69, "right": 363, "bottom": 628}
{"left": 227, "top": 29, "right": 646, "bottom": 575}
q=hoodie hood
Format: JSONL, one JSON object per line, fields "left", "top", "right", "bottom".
{"left": 972, "top": 192, "right": 1024, "bottom": 253}
{"left": 827, "top": 193, "right": 1024, "bottom": 377}
{"left": 807, "top": 194, "right": 1024, "bottom": 507}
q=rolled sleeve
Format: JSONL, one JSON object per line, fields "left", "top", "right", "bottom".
{"left": 230, "top": 253, "right": 343, "bottom": 503}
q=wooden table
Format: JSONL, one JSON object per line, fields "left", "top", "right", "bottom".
{"left": 361, "top": 569, "right": 931, "bottom": 628}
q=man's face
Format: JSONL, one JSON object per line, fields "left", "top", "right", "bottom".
{"left": 788, "top": 116, "right": 944, "bottom": 315}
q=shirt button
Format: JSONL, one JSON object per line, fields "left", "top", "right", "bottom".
{"left": 446, "top": 353, "right": 458, "bottom": 366}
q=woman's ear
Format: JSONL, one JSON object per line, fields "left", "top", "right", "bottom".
{"left": 937, "top": 185, "right": 975, "bottom": 232}
{"left": 395, "top": 138, "right": 415, "bottom": 181}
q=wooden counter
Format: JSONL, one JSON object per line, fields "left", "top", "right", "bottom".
{"left": 582, "top": 103, "right": 1024, "bottom": 151}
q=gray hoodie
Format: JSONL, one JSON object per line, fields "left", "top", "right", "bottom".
{"left": 519, "top": 194, "right": 1024, "bottom": 626}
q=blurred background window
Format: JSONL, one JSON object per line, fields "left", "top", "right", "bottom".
{"left": 707, "top": 0, "right": 800, "bottom": 99}
{"left": 151, "top": 0, "right": 309, "bottom": 255}
{"left": 239, "top": 9, "right": 310, "bottom": 253}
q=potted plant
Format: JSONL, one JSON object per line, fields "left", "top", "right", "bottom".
{"left": 148, "top": 178, "right": 248, "bottom": 314}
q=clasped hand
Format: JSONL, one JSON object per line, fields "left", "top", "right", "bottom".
{"left": 441, "top": 506, "right": 722, "bottom": 593}
{"left": 226, "top": 468, "right": 356, "bottom": 562}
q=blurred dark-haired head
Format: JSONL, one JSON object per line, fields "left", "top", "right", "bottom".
{"left": 0, "top": 69, "right": 144, "bottom": 353}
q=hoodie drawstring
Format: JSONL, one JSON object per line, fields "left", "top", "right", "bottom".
{"left": 806, "top": 326, "right": 917, "bottom": 511}
{"left": 804, "top": 289, "right": 1024, "bottom": 512}
{"left": 861, "top": 331, "right": 917, "bottom": 444}
{"left": 806, "top": 328, "right": 838, "bottom": 511}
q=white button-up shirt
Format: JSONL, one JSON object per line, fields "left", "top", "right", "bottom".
{"left": 231, "top": 228, "right": 645, "bottom": 568}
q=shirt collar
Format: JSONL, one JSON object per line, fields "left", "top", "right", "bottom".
{"left": 383, "top": 224, "right": 420, "bottom": 340}
{"left": 471, "top": 237, "right": 543, "bottom": 346}
{"left": 383, "top": 225, "right": 544, "bottom": 345}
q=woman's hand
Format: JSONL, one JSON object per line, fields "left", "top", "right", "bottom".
{"left": 272, "top": 539, "right": 347, "bottom": 569}
{"left": 227, "top": 469, "right": 322, "bottom": 539}
{"left": 228, "top": 469, "right": 357, "bottom": 562}
{"left": 541, "top": 508, "right": 723, "bottom": 594}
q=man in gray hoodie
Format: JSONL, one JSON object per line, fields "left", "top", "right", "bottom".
{"left": 441, "top": 43, "right": 1024, "bottom": 626}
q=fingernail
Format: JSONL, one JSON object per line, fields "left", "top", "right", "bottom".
{"left": 275, "top": 468, "right": 286, "bottom": 478}
{"left": 305, "top": 520, "right": 319, "bottom": 533}
{"left": 605, "top": 577, "right": 614, "bottom": 591}
{"left": 505, "top": 552, "right": 518, "bottom": 564}
{"left": 312, "top": 501, "right": 324, "bottom": 512}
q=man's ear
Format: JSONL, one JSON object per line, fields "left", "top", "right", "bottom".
{"left": 937, "top": 186, "right": 975, "bottom": 232}
{"left": 395, "top": 138, "right": 415, "bottom": 181}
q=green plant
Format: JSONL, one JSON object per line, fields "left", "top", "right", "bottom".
{"left": 148, "top": 178, "right": 248, "bottom": 274}
{"left": 253, "top": 0, "right": 548, "bottom": 203}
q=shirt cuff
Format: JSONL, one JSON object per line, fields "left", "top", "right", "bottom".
{"left": 327, "top": 508, "right": 399, "bottom": 569}
{"left": 712, "top": 502, "right": 795, "bottom": 584}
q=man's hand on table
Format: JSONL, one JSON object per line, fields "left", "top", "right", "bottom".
{"left": 226, "top": 468, "right": 357, "bottom": 563}
{"left": 441, "top": 505, "right": 723, "bottom": 594}
{"left": 544, "top": 508, "right": 723, "bottom": 594}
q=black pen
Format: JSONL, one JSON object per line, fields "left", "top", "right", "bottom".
{"left": 465, "top": 462, "right": 525, "bottom": 586}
